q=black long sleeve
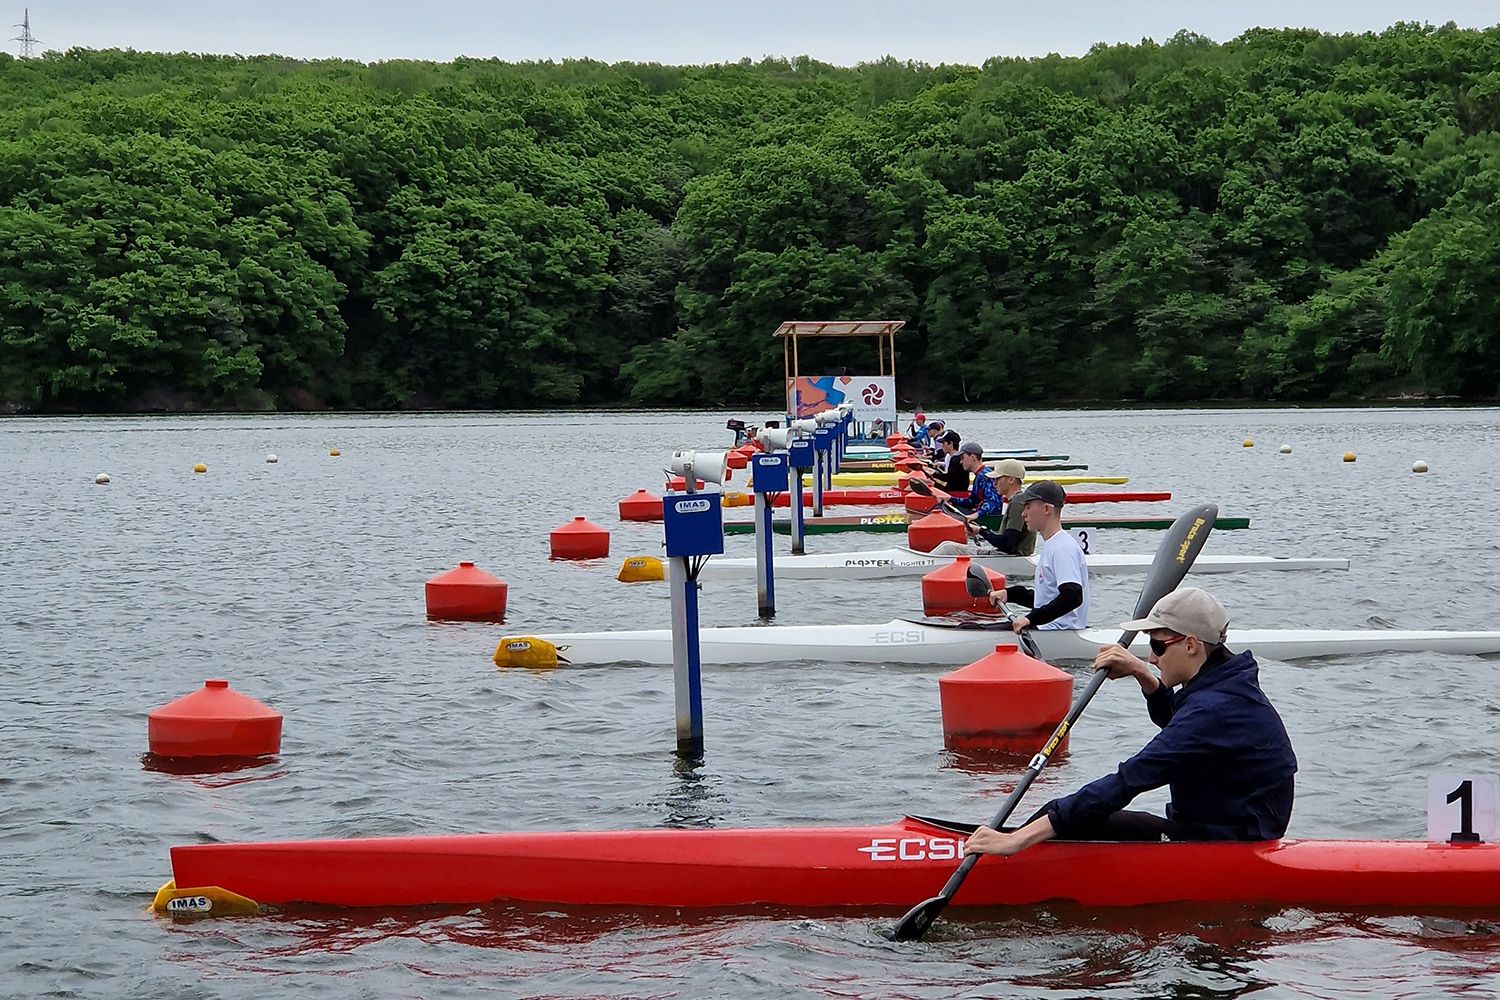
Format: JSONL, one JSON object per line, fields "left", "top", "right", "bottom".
{"left": 1005, "top": 582, "right": 1083, "bottom": 627}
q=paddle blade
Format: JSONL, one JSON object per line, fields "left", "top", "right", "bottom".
{"left": 1119, "top": 502, "right": 1218, "bottom": 645}
{"left": 890, "top": 894, "right": 948, "bottom": 942}
{"left": 964, "top": 563, "right": 993, "bottom": 599}
{"left": 907, "top": 478, "right": 935, "bottom": 498}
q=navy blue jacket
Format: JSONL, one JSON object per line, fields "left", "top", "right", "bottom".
{"left": 1047, "top": 648, "right": 1297, "bottom": 840}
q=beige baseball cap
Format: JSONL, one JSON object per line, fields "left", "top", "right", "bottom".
{"left": 1120, "top": 588, "right": 1229, "bottom": 643}
{"left": 986, "top": 459, "right": 1028, "bottom": 480}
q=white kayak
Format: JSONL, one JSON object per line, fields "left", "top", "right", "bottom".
{"left": 497, "top": 619, "right": 1500, "bottom": 667}
{"left": 697, "top": 547, "right": 1350, "bottom": 581}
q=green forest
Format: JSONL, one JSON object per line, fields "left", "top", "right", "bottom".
{"left": 3, "top": 24, "right": 1500, "bottom": 412}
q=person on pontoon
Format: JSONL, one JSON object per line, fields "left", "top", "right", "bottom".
{"left": 964, "top": 587, "right": 1297, "bottom": 853}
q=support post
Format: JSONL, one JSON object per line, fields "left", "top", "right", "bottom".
{"left": 750, "top": 452, "right": 787, "bottom": 619}
{"left": 662, "top": 466, "right": 724, "bottom": 759}
{"left": 789, "top": 439, "right": 813, "bottom": 555}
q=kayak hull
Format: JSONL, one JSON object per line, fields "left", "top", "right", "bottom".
{"left": 716, "top": 489, "right": 1170, "bottom": 512}
{"left": 511, "top": 619, "right": 1500, "bottom": 666}
{"left": 815, "top": 472, "right": 1127, "bottom": 488}
{"left": 699, "top": 548, "right": 1350, "bottom": 581}
{"left": 168, "top": 816, "right": 1500, "bottom": 910}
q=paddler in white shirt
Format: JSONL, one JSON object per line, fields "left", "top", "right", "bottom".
{"left": 987, "top": 480, "right": 1088, "bottom": 633}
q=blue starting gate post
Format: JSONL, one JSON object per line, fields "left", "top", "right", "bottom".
{"left": 750, "top": 451, "right": 788, "bottom": 618}
{"left": 788, "top": 438, "right": 814, "bottom": 554}
{"left": 812, "top": 426, "right": 834, "bottom": 517}
{"left": 662, "top": 457, "right": 725, "bottom": 759}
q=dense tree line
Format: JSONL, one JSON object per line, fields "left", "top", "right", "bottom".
{"left": 3, "top": 25, "right": 1499, "bottom": 412}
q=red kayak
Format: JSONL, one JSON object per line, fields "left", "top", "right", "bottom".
{"left": 710, "top": 490, "right": 1170, "bottom": 513}
{"left": 164, "top": 815, "right": 1500, "bottom": 911}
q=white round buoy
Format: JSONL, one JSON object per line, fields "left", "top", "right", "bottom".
{"left": 266, "top": 454, "right": 278, "bottom": 464}
{"left": 1279, "top": 444, "right": 1292, "bottom": 454}
{"left": 94, "top": 473, "right": 111, "bottom": 485}
{"left": 1413, "top": 460, "right": 1429, "bottom": 473}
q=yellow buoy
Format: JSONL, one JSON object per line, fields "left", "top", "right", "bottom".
{"left": 329, "top": 448, "right": 341, "bottom": 457}
{"left": 1413, "top": 460, "right": 1429, "bottom": 473}
{"left": 151, "top": 880, "right": 259, "bottom": 918}
{"left": 193, "top": 463, "right": 207, "bottom": 474}
{"left": 617, "top": 555, "right": 665, "bottom": 583}
{"left": 1242, "top": 439, "right": 1254, "bottom": 448}
{"left": 493, "top": 636, "right": 561, "bottom": 669}
{"left": 1343, "top": 452, "right": 1356, "bottom": 463}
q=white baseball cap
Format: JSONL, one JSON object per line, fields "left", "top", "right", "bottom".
{"left": 1120, "top": 588, "right": 1229, "bottom": 643}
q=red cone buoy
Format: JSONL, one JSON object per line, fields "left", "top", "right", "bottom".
{"left": 894, "top": 457, "right": 924, "bottom": 471}
{"left": 425, "top": 561, "right": 508, "bottom": 621}
{"left": 907, "top": 510, "right": 967, "bottom": 553}
{"left": 886, "top": 434, "right": 907, "bottom": 448}
{"left": 148, "top": 680, "right": 283, "bottom": 759}
{"left": 904, "top": 491, "right": 939, "bottom": 514}
{"left": 727, "top": 450, "right": 750, "bottom": 470}
{"left": 939, "top": 645, "right": 1073, "bottom": 752}
{"left": 551, "top": 516, "right": 610, "bottom": 559}
{"left": 922, "top": 557, "right": 1004, "bottom": 616}
{"left": 618, "top": 489, "right": 664, "bottom": 522}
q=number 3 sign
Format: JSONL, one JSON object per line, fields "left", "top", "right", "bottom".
{"left": 1427, "top": 774, "right": 1500, "bottom": 843}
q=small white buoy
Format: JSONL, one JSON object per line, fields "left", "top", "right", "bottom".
{"left": 94, "top": 473, "right": 111, "bottom": 485}
{"left": 266, "top": 454, "right": 278, "bottom": 464}
{"left": 1279, "top": 444, "right": 1292, "bottom": 454}
{"left": 1413, "top": 460, "right": 1429, "bottom": 473}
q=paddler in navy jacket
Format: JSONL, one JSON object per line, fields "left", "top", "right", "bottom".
{"left": 965, "top": 588, "right": 1297, "bottom": 854}
{"left": 946, "top": 442, "right": 1004, "bottom": 523}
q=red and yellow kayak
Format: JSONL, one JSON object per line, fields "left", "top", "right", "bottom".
{"left": 715, "top": 489, "right": 1170, "bottom": 510}
{"left": 161, "top": 816, "right": 1500, "bottom": 912}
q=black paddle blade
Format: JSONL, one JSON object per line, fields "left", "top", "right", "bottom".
{"left": 1118, "top": 501, "right": 1218, "bottom": 646}
{"left": 907, "top": 478, "right": 935, "bottom": 497}
{"left": 964, "top": 563, "right": 993, "bottom": 599}
{"left": 890, "top": 894, "right": 947, "bottom": 941}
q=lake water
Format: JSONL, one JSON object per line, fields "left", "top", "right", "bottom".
{"left": 4, "top": 407, "right": 1500, "bottom": 998}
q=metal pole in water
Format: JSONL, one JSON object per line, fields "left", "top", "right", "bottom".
{"left": 789, "top": 438, "right": 812, "bottom": 555}
{"left": 750, "top": 451, "right": 787, "bottom": 619}
{"left": 663, "top": 452, "right": 726, "bottom": 759}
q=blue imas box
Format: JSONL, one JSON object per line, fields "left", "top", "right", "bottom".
{"left": 813, "top": 427, "right": 835, "bottom": 451}
{"left": 788, "top": 440, "right": 815, "bottom": 469}
{"left": 662, "top": 491, "right": 725, "bottom": 558}
{"left": 751, "top": 452, "right": 788, "bottom": 493}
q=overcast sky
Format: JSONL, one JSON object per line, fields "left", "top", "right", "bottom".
{"left": 10, "top": 1, "right": 1499, "bottom": 65}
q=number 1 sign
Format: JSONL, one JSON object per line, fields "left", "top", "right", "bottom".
{"left": 1427, "top": 773, "right": 1500, "bottom": 843}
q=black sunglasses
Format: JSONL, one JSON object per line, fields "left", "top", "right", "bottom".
{"left": 1149, "top": 634, "right": 1189, "bottom": 656}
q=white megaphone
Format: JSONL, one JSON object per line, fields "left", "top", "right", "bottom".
{"left": 836, "top": 401, "right": 855, "bottom": 416}
{"left": 789, "top": 418, "right": 818, "bottom": 435}
{"left": 669, "top": 449, "right": 728, "bottom": 486}
{"left": 815, "top": 409, "right": 842, "bottom": 426}
{"left": 756, "top": 427, "right": 793, "bottom": 451}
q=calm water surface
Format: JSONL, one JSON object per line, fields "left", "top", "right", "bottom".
{"left": 4, "top": 407, "right": 1500, "bottom": 999}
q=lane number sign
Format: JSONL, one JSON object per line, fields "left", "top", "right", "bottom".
{"left": 1427, "top": 773, "right": 1499, "bottom": 843}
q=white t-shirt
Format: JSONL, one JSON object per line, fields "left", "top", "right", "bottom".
{"left": 1033, "top": 529, "right": 1089, "bottom": 630}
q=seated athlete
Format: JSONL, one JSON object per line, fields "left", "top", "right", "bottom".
{"left": 964, "top": 587, "right": 1297, "bottom": 854}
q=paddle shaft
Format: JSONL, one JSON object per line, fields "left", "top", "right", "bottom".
{"left": 921, "top": 661, "right": 1114, "bottom": 901}
{"left": 891, "top": 501, "right": 1220, "bottom": 941}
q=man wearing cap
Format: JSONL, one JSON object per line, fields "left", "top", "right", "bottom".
{"left": 929, "top": 429, "right": 970, "bottom": 494}
{"left": 907, "top": 411, "right": 930, "bottom": 445}
{"left": 986, "top": 480, "right": 1087, "bottom": 631}
{"left": 931, "top": 457, "right": 1034, "bottom": 556}
{"left": 945, "top": 442, "right": 1004, "bottom": 522}
{"left": 964, "top": 587, "right": 1298, "bottom": 855}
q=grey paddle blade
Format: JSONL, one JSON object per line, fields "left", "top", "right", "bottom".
{"left": 964, "top": 563, "right": 992, "bottom": 599}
